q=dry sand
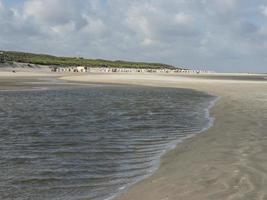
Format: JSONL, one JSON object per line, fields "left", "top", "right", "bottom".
{"left": 60, "top": 73, "right": 267, "bottom": 200}
{"left": 1, "top": 69, "right": 267, "bottom": 199}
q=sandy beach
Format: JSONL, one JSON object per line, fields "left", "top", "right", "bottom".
{"left": 2, "top": 0, "right": 267, "bottom": 199}
{"left": 60, "top": 73, "right": 267, "bottom": 200}
{"left": 1, "top": 70, "right": 267, "bottom": 199}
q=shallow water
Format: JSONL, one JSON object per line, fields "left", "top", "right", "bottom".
{"left": 0, "top": 86, "right": 216, "bottom": 200}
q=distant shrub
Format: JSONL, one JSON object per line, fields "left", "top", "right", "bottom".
{"left": 1, "top": 50, "right": 178, "bottom": 69}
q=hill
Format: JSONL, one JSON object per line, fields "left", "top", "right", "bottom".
{"left": 0, "top": 51, "right": 178, "bottom": 69}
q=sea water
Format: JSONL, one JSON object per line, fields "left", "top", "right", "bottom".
{"left": 0, "top": 86, "right": 216, "bottom": 200}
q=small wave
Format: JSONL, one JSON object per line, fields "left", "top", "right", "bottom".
{"left": 0, "top": 86, "right": 218, "bottom": 200}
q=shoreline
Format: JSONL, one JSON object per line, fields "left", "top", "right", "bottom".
{"left": 60, "top": 73, "right": 267, "bottom": 200}
{"left": 107, "top": 90, "right": 219, "bottom": 200}
{"left": 1, "top": 71, "right": 267, "bottom": 199}
{"left": 59, "top": 74, "right": 226, "bottom": 200}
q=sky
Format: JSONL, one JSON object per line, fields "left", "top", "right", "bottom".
{"left": 0, "top": 0, "right": 267, "bottom": 72}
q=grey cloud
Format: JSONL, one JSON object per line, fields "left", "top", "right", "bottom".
{"left": 0, "top": 0, "right": 266, "bottom": 72}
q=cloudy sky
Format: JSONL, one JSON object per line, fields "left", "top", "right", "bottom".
{"left": 0, "top": 0, "right": 267, "bottom": 72}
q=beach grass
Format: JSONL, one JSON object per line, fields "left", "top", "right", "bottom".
{"left": 0, "top": 50, "right": 177, "bottom": 69}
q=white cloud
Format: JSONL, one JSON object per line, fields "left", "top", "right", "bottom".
{"left": 174, "top": 13, "right": 194, "bottom": 25}
{"left": 0, "top": 0, "right": 4, "bottom": 11}
{"left": 258, "top": 26, "right": 267, "bottom": 36}
{"left": 261, "top": 5, "right": 267, "bottom": 16}
{"left": 217, "top": 0, "right": 238, "bottom": 9}
{"left": 24, "top": 0, "right": 73, "bottom": 24}
{"left": 0, "top": 0, "right": 267, "bottom": 72}
{"left": 126, "top": 3, "right": 154, "bottom": 38}
{"left": 142, "top": 37, "right": 156, "bottom": 46}
{"left": 50, "top": 22, "right": 75, "bottom": 34}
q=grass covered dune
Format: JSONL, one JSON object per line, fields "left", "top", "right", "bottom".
{"left": 0, "top": 51, "right": 177, "bottom": 69}
{"left": 61, "top": 73, "right": 267, "bottom": 200}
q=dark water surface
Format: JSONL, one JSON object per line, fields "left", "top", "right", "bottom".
{"left": 0, "top": 86, "right": 216, "bottom": 200}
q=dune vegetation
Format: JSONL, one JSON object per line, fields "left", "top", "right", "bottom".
{"left": 0, "top": 51, "right": 177, "bottom": 69}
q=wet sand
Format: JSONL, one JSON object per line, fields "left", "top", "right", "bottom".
{"left": 1, "top": 70, "right": 267, "bottom": 199}
{"left": 61, "top": 73, "right": 267, "bottom": 200}
{"left": 0, "top": 70, "right": 94, "bottom": 91}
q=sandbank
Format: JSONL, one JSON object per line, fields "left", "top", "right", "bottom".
{"left": 61, "top": 73, "right": 267, "bottom": 200}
